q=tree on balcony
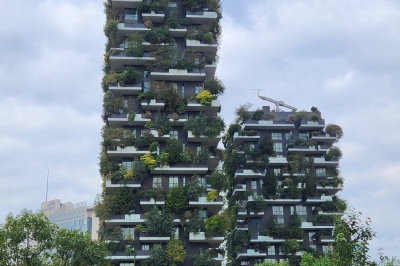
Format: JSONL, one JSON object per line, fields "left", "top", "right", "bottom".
{"left": 208, "top": 170, "right": 229, "bottom": 192}
{"left": 165, "top": 238, "right": 186, "bottom": 266}
{"left": 204, "top": 77, "right": 225, "bottom": 96}
{"left": 125, "top": 34, "right": 144, "bottom": 57}
{"left": 184, "top": 112, "right": 225, "bottom": 138}
{"left": 141, "top": 243, "right": 165, "bottom": 266}
{"left": 184, "top": 209, "right": 205, "bottom": 233}
{"left": 204, "top": 213, "right": 230, "bottom": 238}
{"left": 166, "top": 186, "right": 189, "bottom": 214}
{"left": 144, "top": 206, "right": 175, "bottom": 237}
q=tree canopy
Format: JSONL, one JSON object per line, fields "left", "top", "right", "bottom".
{"left": 0, "top": 209, "right": 109, "bottom": 266}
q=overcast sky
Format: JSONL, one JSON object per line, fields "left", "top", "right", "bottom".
{"left": 1, "top": 0, "right": 399, "bottom": 260}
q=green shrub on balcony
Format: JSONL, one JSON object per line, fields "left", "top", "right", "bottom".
{"left": 166, "top": 186, "right": 189, "bottom": 214}
{"left": 111, "top": 186, "right": 136, "bottom": 215}
{"left": 252, "top": 108, "right": 265, "bottom": 120}
{"left": 149, "top": 81, "right": 183, "bottom": 114}
{"left": 102, "top": 91, "right": 125, "bottom": 117}
{"left": 140, "top": 153, "right": 156, "bottom": 170}
{"left": 145, "top": 26, "right": 174, "bottom": 44}
{"left": 135, "top": 132, "right": 154, "bottom": 150}
{"left": 282, "top": 239, "right": 300, "bottom": 254}
{"left": 141, "top": 243, "right": 165, "bottom": 266}
{"left": 262, "top": 171, "right": 278, "bottom": 199}
{"left": 179, "top": 148, "right": 193, "bottom": 163}
{"left": 154, "top": 110, "right": 172, "bottom": 135}
{"left": 226, "top": 229, "right": 249, "bottom": 260}
{"left": 131, "top": 158, "right": 148, "bottom": 182}
{"left": 165, "top": 238, "right": 186, "bottom": 266}
{"left": 324, "top": 146, "right": 343, "bottom": 161}
{"left": 195, "top": 90, "right": 213, "bottom": 106}
{"left": 208, "top": 170, "right": 228, "bottom": 192}
{"left": 194, "top": 144, "right": 210, "bottom": 164}
{"left": 204, "top": 213, "right": 230, "bottom": 238}
{"left": 246, "top": 195, "right": 266, "bottom": 214}
{"left": 185, "top": 174, "right": 204, "bottom": 200}
{"left": 184, "top": 209, "right": 205, "bottom": 233}
{"left": 206, "top": 190, "right": 218, "bottom": 202}
{"left": 184, "top": 112, "right": 225, "bottom": 138}
{"left": 234, "top": 103, "right": 251, "bottom": 124}
{"left": 99, "top": 152, "right": 119, "bottom": 178}
{"left": 144, "top": 206, "right": 175, "bottom": 236}
{"left": 325, "top": 123, "right": 343, "bottom": 139}
{"left": 165, "top": 138, "right": 183, "bottom": 164}
{"left": 104, "top": 19, "right": 119, "bottom": 46}
{"left": 124, "top": 33, "right": 144, "bottom": 57}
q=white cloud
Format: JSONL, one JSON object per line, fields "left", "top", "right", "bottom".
{"left": 324, "top": 71, "right": 355, "bottom": 92}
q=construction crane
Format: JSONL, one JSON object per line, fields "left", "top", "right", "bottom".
{"left": 254, "top": 89, "right": 297, "bottom": 112}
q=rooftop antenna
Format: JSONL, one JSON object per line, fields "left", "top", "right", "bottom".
{"left": 253, "top": 89, "right": 297, "bottom": 112}
{"left": 46, "top": 169, "right": 49, "bottom": 202}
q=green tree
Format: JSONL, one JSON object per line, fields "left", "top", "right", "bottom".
{"left": 144, "top": 206, "right": 175, "bottom": 237}
{"left": 255, "top": 260, "right": 290, "bottom": 266}
{"left": 141, "top": 243, "right": 165, "bottom": 266}
{"left": 165, "top": 238, "right": 186, "bottom": 266}
{"left": 300, "top": 252, "right": 333, "bottom": 266}
{"left": 166, "top": 186, "right": 189, "bottom": 214}
{"left": 0, "top": 209, "right": 109, "bottom": 266}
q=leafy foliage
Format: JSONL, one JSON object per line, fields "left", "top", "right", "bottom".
{"left": 204, "top": 77, "right": 225, "bottom": 96}
{"left": 141, "top": 243, "right": 165, "bottom": 266}
{"left": 325, "top": 123, "right": 344, "bottom": 140}
{"left": 208, "top": 170, "right": 229, "bottom": 192}
{"left": 165, "top": 238, "right": 186, "bottom": 266}
{"left": 196, "top": 90, "right": 214, "bottom": 106}
{"left": 144, "top": 206, "right": 175, "bottom": 237}
{"left": 205, "top": 213, "right": 230, "bottom": 238}
{"left": 166, "top": 186, "right": 189, "bottom": 214}
{"left": 140, "top": 153, "right": 156, "bottom": 170}
{"left": 165, "top": 138, "right": 183, "bottom": 165}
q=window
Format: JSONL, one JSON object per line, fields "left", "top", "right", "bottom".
{"left": 153, "top": 177, "right": 162, "bottom": 188}
{"left": 272, "top": 206, "right": 283, "bottom": 215}
{"left": 299, "top": 132, "right": 309, "bottom": 140}
{"left": 120, "top": 263, "right": 135, "bottom": 266}
{"left": 251, "top": 181, "right": 257, "bottom": 190}
{"left": 291, "top": 206, "right": 307, "bottom": 216}
{"left": 322, "top": 246, "right": 330, "bottom": 254}
{"left": 125, "top": 8, "right": 138, "bottom": 23}
{"left": 144, "top": 71, "right": 150, "bottom": 79}
{"left": 124, "top": 99, "right": 128, "bottom": 108}
{"left": 273, "top": 169, "right": 281, "bottom": 176}
{"left": 309, "top": 245, "right": 316, "bottom": 251}
{"left": 309, "top": 232, "right": 316, "bottom": 242}
{"left": 172, "top": 83, "right": 178, "bottom": 92}
{"left": 198, "top": 177, "right": 206, "bottom": 188}
{"left": 142, "top": 244, "right": 149, "bottom": 250}
{"left": 201, "top": 210, "right": 207, "bottom": 220}
{"left": 169, "top": 177, "right": 178, "bottom": 188}
{"left": 143, "top": 81, "right": 150, "bottom": 92}
{"left": 285, "top": 132, "right": 292, "bottom": 140}
{"left": 316, "top": 168, "right": 326, "bottom": 177}
{"left": 279, "top": 246, "right": 285, "bottom": 255}
{"left": 249, "top": 218, "right": 259, "bottom": 235}
{"left": 181, "top": 83, "right": 185, "bottom": 95}
{"left": 122, "top": 161, "right": 133, "bottom": 169}
{"left": 122, "top": 228, "right": 134, "bottom": 239}
{"left": 168, "top": 1, "right": 177, "bottom": 8}
{"left": 273, "top": 143, "right": 283, "bottom": 152}
{"left": 195, "top": 83, "right": 203, "bottom": 94}
{"left": 182, "top": 177, "right": 186, "bottom": 186}
{"left": 271, "top": 133, "right": 282, "bottom": 140}
{"left": 277, "top": 217, "right": 284, "bottom": 224}
{"left": 249, "top": 143, "right": 255, "bottom": 151}
{"left": 267, "top": 246, "right": 275, "bottom": 255}
{"left": 169, "top": 130, "right": 178, "bottom": 139}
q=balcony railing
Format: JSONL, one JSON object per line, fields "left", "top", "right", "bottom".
{"left": 298, "top": 120, "right": 325, "bottom": 130}
{"left": 234, "top": 169, "right": 264, "bottom": 180}
{"left": 110, "top": 52, "right": 154, "bottom": 70}
{"left": 142, "top": 11, "right": 165, "bottom": 23}
{"left": 151, "top": 68, "right": 205, "bottom": 81}
{"left": 243, "top": 120, "right": 294, "bottom": 130}
{"left": 189, "top": 232, "right": 224, "bottom": 244}
{"left": 141, "top": 99, "right": 165, "bottom": 111}
{"left": 185, "top": 10, "right": 218, "bottom": 24}
{"left": 108, "top": 113, "right": 150, "bottom": 127}
{"left": 187, "top": 99, "right": 221, "bottom": 112}
{"left": 151, "top": 164, "right": 208, "bottom": 174}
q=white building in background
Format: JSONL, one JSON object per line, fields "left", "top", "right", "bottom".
{"left": 40, "top": 199, "right": 99, "bottom": 240}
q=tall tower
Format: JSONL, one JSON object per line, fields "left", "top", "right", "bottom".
{"left": 98, "top": 0, "right": 224, "bottom": 265}
{"left": 224, "top": 105, "right": 345, "bottom": 265}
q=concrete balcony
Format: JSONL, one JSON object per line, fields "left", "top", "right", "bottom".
{"left": 139, "top": 233, "right": 170, "bottom": 243}
{"left": 144, "top": 130, "right": 170, "bottom": 142}
{"left": 235, "top": 223, "right": 249, "bottom": 230}
{"left": 243, "top": 120, "right": 294, "bottom": 130}
{"left": 304, "top": 195, "right": 333, "bottom": 204}
{"left": 268, "top": 157, "right": 288, "bottom": 166}
{"left": 110, "top": 0, "right": 142, "bottom": 9}
{"left": 141, "top": 99, "right": 165, "bottom": 111}
{"left": 109, "top": 250, "right": 150, "bottom": 261}
{"left": 312, "top": 158, "right": 339, "bottom": 167}
{"left": 142, "top": 11, "right": 165, "bottom": 23}
{"left": 287, "top": 145, "right": 329, "bottom": 155}
{"left": 107, "top": 146, "right": 155, "bottom": 161}
{"left": 236, "top": 249, "right": 267, "bottom": 260}
{"left": 208, "top": 156, "right": 220, "bottom": 170}
{"left": 105, "top": 179, "right": 141, "bottom": 190}
{"left": 250, "top": 235, "right": 303, "bottom": 243}
{"left": 151, "top": 164, "right": 208, "bottom": 174}
{"left": 234, "top": 169, "right": 264, "bottom": 180}
{"left": 189, "top": 196, "right": 223, "bottom": 215}
{"left": 316, "top": 184, "right": 343, "bottom": 193}
{"left": 168, "top": 114, "right": 188, "bottom": 126}
{"left": 108, "top": 83, "right": 142, "bottom": 97}
{"left": 110, "top": 52, "right": 154, "bottom": 71}
{"left": 105, "top": 214, "right": 145, "bottom": 228}
{"left": 118, "top": 23, "right": 150, "bottom": 37}
{"left": 301, "top": 222, "right": 335, "bottom": 230}
{"left": 232, "top": 184, "right": 247, "bottom": 195}
{"left": 187, "top": 99, "right": 221, "bottom": 112}
{"left": 151, "top": 68, "right": 205, "bottom": 81}
{"left": 233, "top": 132, "right": 260, "bottom": 145}
{"left": 310, "top": 134, "right": 337, "bottom": 145}
{"left": 189, "top": 232, "right": 224, "bottom": 244}
{"left": 186, "top": 10, "right": 218, "bottom": 24}
{"left": 320, "top": 235, "right": 335, "bottom": 243}
{"left": 139, "top": 198, "right": 165, "bottom": 206}
{"left": 204, "top": 62, "right": 217, "bottom": 82}
{"left": 237, "top": 208, "right": 264, "bottom": 218}
{"left": 169, "top": 28, "right": 187, "bottom": 37}
{"left": 186, "top": 39, "right": 218, "bottom": 53}
{"left": 264, "top": 198, "right": 301, "bottom": 204}
{"left": 108, "top": 113, "right": 150, "bottom": 127}
{"left": 187, "top": 131, "right": 221, "bottom": 146}
{"left": 299, "top": 120, "right": 325, "bottom": 130}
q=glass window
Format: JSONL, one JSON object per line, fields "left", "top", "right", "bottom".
{"left": 271, "top": 133, "right": 282, "bottom": 140}
{"left": 181, "top": 83, "right": 185, "bottom": 95}
{"left": 142, "top": 245, "right": 149, "bottom": 250}
{"left": 169, "top": 177, "right": 178, "bottom": 188}
{"left": 172, "top": 83, "right": 178, "bottom": 92}
{"left": 309, "top": 232, "right": 316, "bottom": 241}
{"left": 267, "top": 246, "right": 275, "bottom": 255}
{"left": 291, "top": 206, "right": 307, "bottom": 216}
{"left": 144, "top": 71, "right": 150, "bottom": 78}
{"left": 277, "top": 217, "right": 284, "bottom": 224}
{"left": 169, "top": 130, "right": 178, "bottom": 139}
{"left": 195, "top": 83, "right": 203, "bottom": 94}
{"left": 153, "top": 177, "right": 162, "bottom": 188}
{"left": 272, "top": 206, "right": 283, "bottom": 215}
{"left": 122, "top": 228, "right": 134, "bottom": 239}
{"left": 122, "top": 161, "right": 133, "bottom": 169}
{"left": 322, "top": 246, "right": 330, "bottom": 254}
{"left": 143, "top": 81, "right": 150, "bottom": 92}
{"left": 168, "top": 1, "right": 177, "bottom": 8}
{"left": 125, "top": 8, "right": 138, "bottom": 23}
{"left": 273, "top": 143, "right": 283, "bottom": 152}
{"left": 201, "top": 210, "right": 207, "bottom": 220}
{"left": 273, "top": 169, "right": 281, "bottom": 176}
{"left": 299, "top": 132, "right": 309, "bottom": 140}
{"left": 198, "top": 177, "right": 206, "bottom": 188}
{"left": 279, "top": 246, "right": 285, "bottom": 255}
{"left": 285, "top": 132, "right": 292, "bottom": 140}
{"left": 251, "top": 180, "right": 257, "bottom": 190}
{"left": 316, "top": 168, "right": 326, "bottom": 177}
{"left": 124, "top": 99, "right": 128, "bottom": 108}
